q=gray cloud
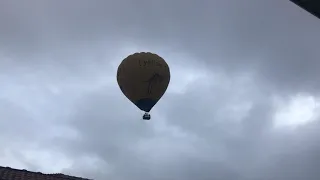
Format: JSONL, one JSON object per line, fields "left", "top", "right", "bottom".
{"left": 1, "top": 0, "right": 320, "bottom": 180}
{"left": 2, "top": 0, "right": 320, "bottom": 93}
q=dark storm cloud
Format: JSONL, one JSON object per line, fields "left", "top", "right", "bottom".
{"left": 53, "top": 83, "right": 246, "bottom": 180}
{"left": 53, "top": 73, "right": 320, "bottom": 180}
{"left": 2, "top": 0, "right": 319, "bottom": 93}
{"left": 1, "top": 0, "right": 320, "bottom": 180}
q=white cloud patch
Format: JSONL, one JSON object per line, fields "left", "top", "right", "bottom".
{"left": 273, "top": 94, "right": 320, "bottom": 129}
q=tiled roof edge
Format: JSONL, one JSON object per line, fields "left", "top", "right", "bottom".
{"left": 0, "top": 166, "right": 93, "bottom": 180}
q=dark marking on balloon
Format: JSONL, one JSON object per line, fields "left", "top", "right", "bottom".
{"left": 141, "top": 59, "right": 164, "bottom": 68}
{"left": 143, "top": 59, "right": 151, "bottom": 67}
{"left": 144, "top": 73, "right": 164, "bottom": 95}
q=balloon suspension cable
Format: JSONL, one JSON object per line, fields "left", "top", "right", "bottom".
{"left": 142, "top": 112, "right": 151, "bottom": 120}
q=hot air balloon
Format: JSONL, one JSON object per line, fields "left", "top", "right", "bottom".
{"left": 117, "top": 52, "right": 170, "bottom": 120}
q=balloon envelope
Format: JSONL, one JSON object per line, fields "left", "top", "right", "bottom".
{"left": 117, "top": 52, "right": 170, "bottom": 112}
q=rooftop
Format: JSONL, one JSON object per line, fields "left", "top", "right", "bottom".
{"left": 0, "top": 166, "right": 91, "bottom": 180}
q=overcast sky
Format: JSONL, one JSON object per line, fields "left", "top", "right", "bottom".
{"left": 1, "top": 0, "right": 320, "bottom": 180}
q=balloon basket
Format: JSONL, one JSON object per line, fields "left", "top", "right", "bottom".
{"left": 142, "top": 112, "right": 151, "bottom": 120}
